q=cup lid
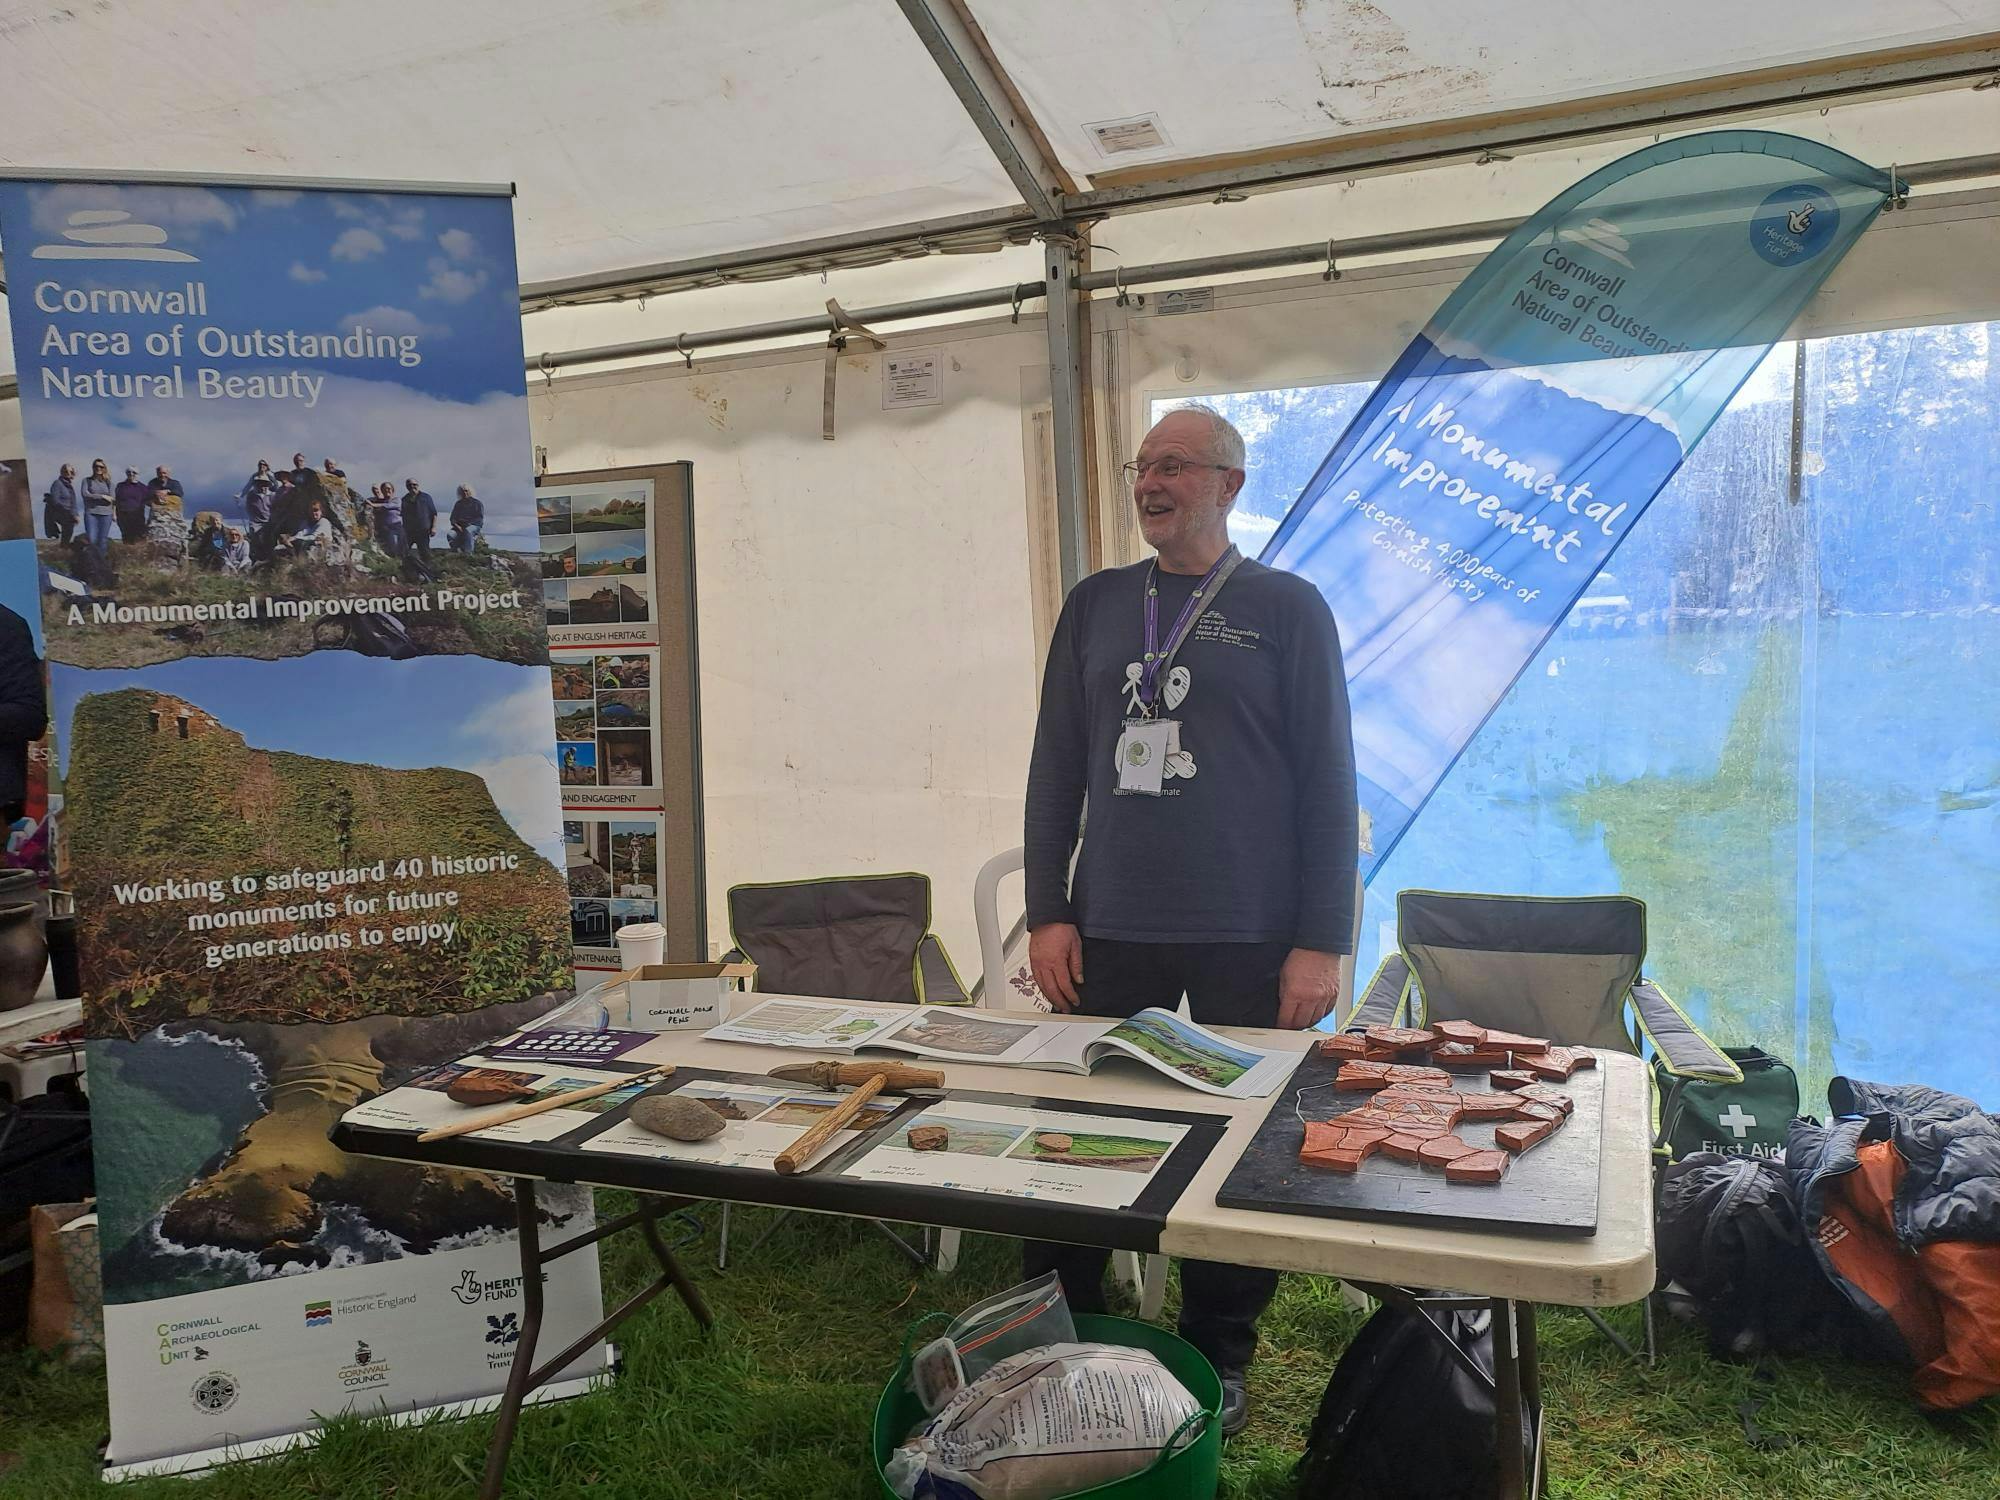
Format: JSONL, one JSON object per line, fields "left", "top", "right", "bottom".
{"left": 614, "top": 922, "right": 666, "bottom": 941}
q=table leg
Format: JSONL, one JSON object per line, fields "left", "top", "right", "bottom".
{"left": 1519, "top": 1302, "right": 1543, "bottom": 1498}
{"left": 480, "top": 1178, "right": 546, "bottom": 1500}
{"left": 1492, "top": 1297, "right": 1525, "bottom": 1500}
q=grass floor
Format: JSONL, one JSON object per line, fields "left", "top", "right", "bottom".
{"left": 3, "top": 1199, "right": 1996, "bottom": 1498}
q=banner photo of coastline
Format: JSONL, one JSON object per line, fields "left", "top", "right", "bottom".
{"left": 1260, "top": 132, "right": 1893, "bottom": 877}
{"left": 0, "top": 178, "right": 606, "bottom": 1473}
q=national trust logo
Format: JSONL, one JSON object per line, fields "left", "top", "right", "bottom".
{"left": 189, "top": 1370, "right": 240, "bottom": 1414}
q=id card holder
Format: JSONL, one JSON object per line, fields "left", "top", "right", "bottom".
{"left": 1115, "top": 717, "right": 1174, "bottom": 795}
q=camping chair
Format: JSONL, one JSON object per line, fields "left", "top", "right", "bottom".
{"left": 714, "top": 872, "right": 970, "bottom": 1270}
{"left": 1344, "top": 889, "right": 1741, "bottom": 1360}
{"left": 962, "top": 846, "right": 1168, "bottom": 1315}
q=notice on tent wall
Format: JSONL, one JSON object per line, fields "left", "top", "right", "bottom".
{"left": 0, "top": 175, "right": 608, "bottom": 1475}
{"left": 882, "top": 350, "right": 941, "bottom": 409}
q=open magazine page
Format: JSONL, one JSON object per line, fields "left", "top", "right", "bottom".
{"left": 1083, "top": 1007, "right": 1294, "bottom": 1098}
{"left": 703, "top": 996, "right": 900, "bottom": 1051}
{"left": 870, "top": 1006, "right": 1087, "bottom": 1067}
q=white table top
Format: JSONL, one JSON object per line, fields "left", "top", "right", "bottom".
{"left": 604, "top": 993, "right": 1656, "bottom": 1307}
{"left": 0, "top": 993, "right": 82, "bottom": 1051}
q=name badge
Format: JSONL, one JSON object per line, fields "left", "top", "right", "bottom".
{"left": 1115, "top": 717, "right": 1174, "bottom": 796}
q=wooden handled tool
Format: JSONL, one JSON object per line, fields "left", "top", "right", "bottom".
{"left": 773, "top": 1073, "right": 887, "bottom": 1175}
{"left": 416, "top": 1065, "right": 673, "bottom": 1142}
{"left": 767, "top": 1060, "right": 944, "bottom": 1091}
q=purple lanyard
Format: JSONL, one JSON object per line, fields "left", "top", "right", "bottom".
{"left": 1140, "top": 545, "right": 1240, "bottom": 714}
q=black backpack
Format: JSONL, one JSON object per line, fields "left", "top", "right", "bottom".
{"left": 1656, "top": 1150, "right": 1852, "bottom": 1359}
{"left": 1295, "top": 1299, "right": 1531, "bottom": 1500}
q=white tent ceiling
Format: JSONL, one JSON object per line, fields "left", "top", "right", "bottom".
{"left": 0, "top": 0, "right": 1997, "bottom": 384}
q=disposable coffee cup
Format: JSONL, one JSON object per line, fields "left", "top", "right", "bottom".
{"left": 615, "top": 922, "right": 666, "bottom": 969}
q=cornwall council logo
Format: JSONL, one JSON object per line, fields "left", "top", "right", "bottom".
{"left": 190, "top": 1371, "right": 240, "bottom": 1413}
{"left": 1750, "top": 185, "right": 1839, "bottom": 266}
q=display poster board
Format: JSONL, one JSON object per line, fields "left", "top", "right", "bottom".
{"left": 0, "top": 176, "right": 607, "bottom": 1476}
{"left": 538, "top": 464, "right": 703, "bottom": 973}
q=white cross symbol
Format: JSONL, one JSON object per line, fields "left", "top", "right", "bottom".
{"left": 1718, "top": 1103, "right": 1758, "bottom": 1139}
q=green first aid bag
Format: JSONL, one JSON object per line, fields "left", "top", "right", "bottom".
{"left": 1655, "top": 1046, "right": 1800, "bottom": 1164}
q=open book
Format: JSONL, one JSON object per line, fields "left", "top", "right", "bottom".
{"left": 704, "top": 997, "right": 1293, "bottom": 1099}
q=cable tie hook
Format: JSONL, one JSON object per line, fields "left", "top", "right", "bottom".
{"left": 1322, "top": 239, "right": 1341, "bottom": 282}
{"left": 1010, "top": 284, "right": 1025, "bottom": 324}
{"left": 675, "top": 332, "right": 693, "bottom": 369}
{"left": 538, "top": 351, "right": 555, "bottom": 389}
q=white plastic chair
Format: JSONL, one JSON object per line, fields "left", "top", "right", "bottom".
{"left": 954, "top": 847, "right": 1167, "bottom": 1319}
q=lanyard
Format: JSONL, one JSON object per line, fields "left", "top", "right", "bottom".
{"left": 1140, "top": 544, "right": 1242, "bottom": 714}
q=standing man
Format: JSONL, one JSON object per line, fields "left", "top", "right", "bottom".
{"left": 448, "top": 485, "right": 485, "bottom": 555}
{"left": 42, "top": 463, "right": 78, "bottom": 544}
{"left": 114, "top": 466, "right": 152, "bottom": 544}
{"left": 401, "top": 478, "right": 438, "bottom": 581}
{"left": 149, "top": 465, "right": 185, "bottom": 506}
{"left": 1022, "top": 405, "right": 1357, "bottom": 1436}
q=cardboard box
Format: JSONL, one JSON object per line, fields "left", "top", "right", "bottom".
{"left": 622, "top": 961, "right": 755, "bottom": 1032}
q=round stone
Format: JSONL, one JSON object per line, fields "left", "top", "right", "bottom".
{"left": 629, "top": 1094, "right": 727, "bottom": 1142}
{"left": 1035, "top": 1133, "right": 1074, "bottom": 1152}
{"left": 907, "top": 1124, "right": 951, "bottom": 1152}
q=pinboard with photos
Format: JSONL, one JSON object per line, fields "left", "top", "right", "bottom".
{"left": 539, "top": 464, "right": 704, "bottom": 973}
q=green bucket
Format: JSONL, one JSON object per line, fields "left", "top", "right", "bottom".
{"left": 871, "top": 1312, "right": 1222, "bottom": 1500}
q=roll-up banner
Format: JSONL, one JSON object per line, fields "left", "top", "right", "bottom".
{"left": 0, "top": 174, "right": 607, "bottom": 1475}
{"left": 1261, "top": 132, "right": 1895, "bottom": 876}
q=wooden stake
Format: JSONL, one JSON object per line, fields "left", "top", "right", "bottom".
{"left": 416, "top": 1066, "right": 673, "bottom": 1142}
{"left": 773, "top": 1073, "right": 886, "bottom": 1176}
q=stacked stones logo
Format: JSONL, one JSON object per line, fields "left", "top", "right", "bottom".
{"left": 190, "top": 1371, "right": 239, "bottom": 1414}
{"left": 304, "top": 1300, "right": 333, "bottom": 1329}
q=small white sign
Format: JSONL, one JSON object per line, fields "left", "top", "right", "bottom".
{"left": 1152, "top": 287, "right": 1216, "bottom": 317}
{"left": 883, "top": 350, "right": 942, "bottom": 409}
{"left": 1085, "top": 113, "right": 1171, "bottom": 157}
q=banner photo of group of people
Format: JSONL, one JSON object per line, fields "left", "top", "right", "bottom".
{"left": 539, "top": 478, "right": 655, "bottom": 646}
{"left": 1260, "top": 132, "right": 1894, "bottom": 876}
{"left": 0, "top": 175, "right": 608, "bottom": 1474}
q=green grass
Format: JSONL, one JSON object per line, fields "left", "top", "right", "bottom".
{"left": 3, "top": 1201, "right": 1996, "bottom": 1498}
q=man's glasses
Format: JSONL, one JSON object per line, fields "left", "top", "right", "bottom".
{"left": 1121, "top": 457, "right": 1231, "bottom": 487}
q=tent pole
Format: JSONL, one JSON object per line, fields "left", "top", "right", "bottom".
{"left": 1043, "top": 237, "right": 1092, "bottom": 592}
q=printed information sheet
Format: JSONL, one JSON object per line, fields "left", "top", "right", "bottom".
{"left": 837, "top": 1100, "right": 1191, "bottom": 1211}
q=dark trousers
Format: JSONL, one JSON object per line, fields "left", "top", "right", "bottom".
{"left": 43, "top": 503, "right": 74, "bottom": 544}
{"left": 1022, "top": 937, "right": 1288, "bottom": 1372}
{"left": 116, "top": 509, "right": 147, "bottom": 543}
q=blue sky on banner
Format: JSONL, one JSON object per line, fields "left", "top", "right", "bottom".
{"left": 0, "top": 181, "right": 537, "bottom": 549}
{"left": 1260, "top": 131, "right": 1893, "bottom": 878}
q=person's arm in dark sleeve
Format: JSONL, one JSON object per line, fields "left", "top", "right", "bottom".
{"left": 1023, "top": 589, "right": 1089, "bottom": 928}
{"left": 1283, "top": 584, "right": 1358, "bottom": 953}
{"left": 0, "top": 608, "right": 49, "bottom": 747}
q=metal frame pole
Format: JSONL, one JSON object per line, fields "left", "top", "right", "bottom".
{"left": 1043, "top": 238, "right": 1091, "bottom": 591}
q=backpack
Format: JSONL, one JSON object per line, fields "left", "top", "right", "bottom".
{"left": 1656, "top": 1151, "right": 1856, "bottom": 1359}
{"left": 1295, "top": 1299, "right": 1531, "bottom": 1500}
{"left": 1654, "top": 1046, "right": 1799, "bottom": 1164}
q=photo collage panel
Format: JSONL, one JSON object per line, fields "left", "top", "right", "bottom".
{"left": 540, "top": 485, "right": 652, "bottom": 629}
{"left": 552, "top": 649, "right": 660, "bottom": 795}
{"left": 563, "top": 812, "right": 666, "bottom": 960}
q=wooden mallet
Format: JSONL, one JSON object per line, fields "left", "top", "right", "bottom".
{"left": 769, "top": 1060, "right": 943, "bottom": 1176}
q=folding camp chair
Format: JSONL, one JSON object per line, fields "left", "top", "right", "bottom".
{"left": 1345, "top": 889, "right": 1741, "bottom": 1359}
{"left": 714, "top": 872, "right": 970, "bottom": 1270}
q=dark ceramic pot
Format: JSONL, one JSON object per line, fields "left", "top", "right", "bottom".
{"left": 0, "top": 900, "right": 47, "bottom": 1011}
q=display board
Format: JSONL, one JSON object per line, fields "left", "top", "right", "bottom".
{"left": 0, "top": 175, "right": 606, "bottom": 1476}
{"left": 539, "top": 464, "right": 703, "bottom": 972}
{"left": 1216, "top": 1050, "right": 1606, "bottom": 1236}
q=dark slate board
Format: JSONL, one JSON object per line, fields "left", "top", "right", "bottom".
{"left": 1214, "top": 1049, "right": 1606, "bottom": 1237}
{"left": 331, "top": 1068, "right": 1230, "bottom": 1257}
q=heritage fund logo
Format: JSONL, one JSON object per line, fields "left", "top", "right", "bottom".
{"left": 1750, "top": 185, "right": 1840, "bottom": 266}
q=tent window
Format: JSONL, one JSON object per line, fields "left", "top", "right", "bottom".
{"left": 1166, "top": 319, "right": 1999, "bottom": 1107}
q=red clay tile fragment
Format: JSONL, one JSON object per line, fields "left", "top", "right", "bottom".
{"left": 1316, "top": 1033, "right": 1369, "bottom": 1060}
{"left": 1417, "top": 1135, "right": 1479, "bottom": 1169}
{"left": 1495, "top": 1120, "right": 1556, "bottom": 1153}
{"left": 1488, "top": 1069, "right": 1539, "bottom": 1091}
{"left": 1444, "top": 1149, "right": 1512, "bottom": 1184}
